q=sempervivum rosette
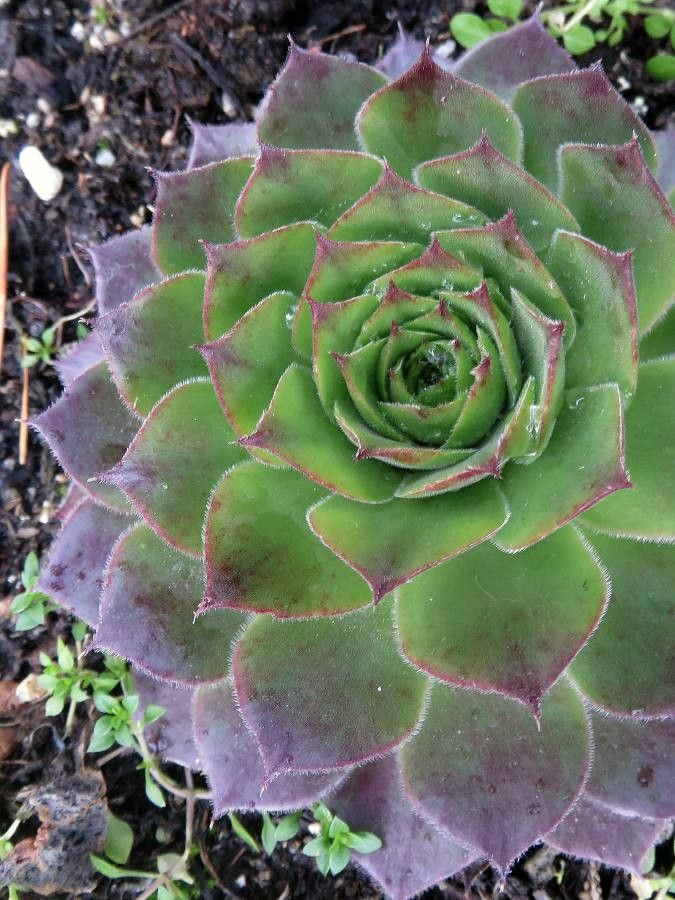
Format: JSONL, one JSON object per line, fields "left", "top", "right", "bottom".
{"left": 35, "top": 16, "right": 675, "bottom": 900}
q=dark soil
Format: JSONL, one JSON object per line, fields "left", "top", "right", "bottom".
{"left": 0, "top": 2, "right": 673, "bottom": 899}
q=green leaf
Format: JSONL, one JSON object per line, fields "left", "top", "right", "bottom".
{"left": 45, "top": 694, "right": 66, "bottom": 716}
{"left": 142, "top": 704, "right": 166, "bottom": 726}
{"left": 105, "top": 813, "right": 134, "bottom": 864}
{"left": 487, "top": 0, "right": 522, "bottom": 20}
{"left": 88, "top": 726, "right": 116, "bottom": 754}
{"left": 563, "top": 25, "right": 596, "bottom": 54}
{"left": 329, "top": 841, "right": 351, "bottom": 874}
{"left": 328, "top": 816, "right": 350, "bottom": 839}
{"left": 644, "top": 13, "right": 671, "bottom": 38}
{"left": 14, "top": 605, "right": 46, "bottom": 632}
{"left": 56, "top": 638, "right": 74, "bottom": 672}
{"left": 313, "top": 802, "right": 333, "bottom": 826}
{"left": 145, "top": 773, "right": 166, "bottom": 808}
{"left": 451, "top": 13, "right": 493, "bottom": 48}
{"left": 646, "top": 53, "right": 675, "bottom": 80}
{"left": 89, "top": 853, "right": 153, "bottom": 880}
{"left": 71, "top": 621, "right": 88, "bottom": 642}
{"left": 93, "top": 692, "right": 118, "bottom": 714}
{"left": 275, "top": 812, "right": 302, "bottom": 842}
{"left": 343, "top": 831, "right": 382, "bottom": 854}
{"left": 228, "top": 813, "right": 260, "bottom": 852}
{"left": 22, "top": 552, "right": 40, "bottom": 587}
{"left": 261, "top": 813, "right": 278, "bottom": 855}
{"left": 304, "top": 835, "right": 330, "bottom": 857}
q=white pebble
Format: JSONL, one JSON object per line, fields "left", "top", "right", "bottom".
{"left": 25, "top": 112, "right": 40, "bottom": 129}
{"left": 70, "top": 21, "right": 86, "bottom": 41}
{"left": 95, "top": 147, "right": 116, "bottom": 167}
{"left": 18, "top": 146, "right": 64, "bottom": 202}
{"left": 0, "top": 119, "right": 18, "bottom": 138}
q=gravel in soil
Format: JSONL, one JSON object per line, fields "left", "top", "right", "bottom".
{"left": 1, "top": 1, "right": 673, "bottom": 898}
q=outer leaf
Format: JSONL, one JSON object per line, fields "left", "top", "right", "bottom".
{"left": 38, "top": 499, "right": 128, "bottom": 627}
{"left": 332, "top": 755, "right": 478, "bottom": 900}
{"left": 32, "top": 361, "right": 135, "bottom": 512}
{"left": 308, "top": 480, "right": 508, "bottom": 602}
{"left": 579, "top": 358, "right": 675, "bottom": 540}
{"left": 653, "top": 123, "right": 675, "bottom": 199}
{"left": 89, "top": 226, "right": 161, "bottom": 315}
{"left": 402, "top": 678, "right": 590, "bottom": 872}
{"left": 103, "top": 380, "right": 245, "bottom": 556}
{"left": 203, "top": 462, "right": 371, "bottom": 617}
{"left": 375, "top": 23, "right": 426, "bottom": 79}
{"left": 54, "top": 332, "right": 103, "bottom": 387}
{"left": 397, "top": 526, "right": 607, "bottom": 709}
{"left": 97, "top": 273, "right": 207, "bottom": 417}
{"left": 512, "top": 67, "right": 657, "bottom": 191}
{"left": 133, "top": 672, "right": 198, "bottom": 769}
{"left": 571, "top": 533, "right": 675, "bottom": 718}
{"left": 328, "top": 164, "right": 485, "bottom": 243}
{"left": 416, "top": 134, "right": 579, "bottom": 252}
{"left": 357, "top": 46, "right": 522, "bottom": 179}
{"left": 232, "top": 597, "right": 426, "bottom": 775}
{"left": 96, "top": 525, "right": 245, "bottom": 684}
{"left": 560, "top": 139, "right": 675, "bottom": 335}
{"left": 547, "top": 231, "right": 638, "bottom": 397}
{"left": 195, "top": 680, "right": 341, "bottom": 815}
{"left": 239, "top": 365, "right": 400, "bottom": 502}
{"left": 187, "top": 120, "right": 257, "bottom": 169}
{"left": 494, "top": 384, "right": 631, "bottom": 551}
{"left": 257, "top": 42, "right": 387, "bottom": 151}
{"left": 587, "top": 712, "right": 675, "bottom": 820}
{"left": 546, "top": 797, "right": 667, "bottom": 873}
{"left": 201, "top": 292, "right": 297, "bottom": 435}
{"left": 235, "top": 145, "right": 383, "bottom": 237}
{"left": 203, "top": 223, "right": 316, "bottom": 340}
{"left": 452, "top": 13, "right": 576, "bottom": 100}
{"left": 152, "top": 158, "right": 253, "bottom": 275}
{"left": 639, "top": 303, "right": 674, "bottom": 361}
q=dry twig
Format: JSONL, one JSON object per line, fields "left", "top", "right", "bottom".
{"left": 0, "top": 162, "right": 10, "bottom": 374}
{"left": 19, "top": 338, "right": 30, "bottom": 465}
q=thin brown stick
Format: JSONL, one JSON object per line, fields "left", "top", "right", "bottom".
{"left": 111, "top": 0, "right": 192, "bottom": 47}
{"left": 0, "top": 162, "right": 10, "bottom": 375}
{"left": 19, "top": 341, "right": 29, "bottom": 465}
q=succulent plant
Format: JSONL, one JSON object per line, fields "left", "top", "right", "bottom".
{"left": 34, "top": 15, "right": 674, "bottom": 900}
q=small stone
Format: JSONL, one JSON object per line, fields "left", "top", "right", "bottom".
{"left": 15, "top": 673, "right": 48, "bottom": 704}
{"left": 70, "top": 21, "right": 86, "bottom": 41}
{"left": 160, "top": 129, "right": 175, "bottom": 147}
{"left": 25, "top": 112, "right": 40, "bottom": 128}
{"left": 95, "top": 147, "right": 116, "bottom": 167}
{"left": 18, "top": 146, "right": 64, "bottom": 202}
{"left": 0, "top": 118, "right": 18, "bottom": 137}
{"left": 435, "top": 39, "right": 456, "bottom": 60}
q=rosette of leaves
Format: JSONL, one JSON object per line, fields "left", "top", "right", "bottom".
{"left": 34, "top": 16, "right": 675, "bottom": 900}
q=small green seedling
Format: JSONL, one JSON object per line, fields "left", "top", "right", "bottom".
{"left": 303, "top": 802, "right": 382, "bottom": 876}
{"left": 22, "top": 327, "right": 57, "bottom": 368}
{"left": 261, "top": 810, "right": 302, "bottom": 854}
{"left": 10, "top": 553, "right": 58, "bottom": 631}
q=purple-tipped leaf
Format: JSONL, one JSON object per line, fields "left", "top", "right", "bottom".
{"left": 32, "top": 361, "right": 136, "bottom": 512}
{"left": 54, "top": 332, "right": 103, "bottom": 387}
{"left": 402, "top": 678, "right": 590, "bottom": 873}
{"left": 187, "top": 121, "right": 257, "bottom": 169}
{"left": 133, "top": 672, "right": 199, "bottom": 769}
{"left": 39, "top": 499, "right": 129, "bottom": 627}
{"left": 653, "top": 124, "right": 675, "bottom": 200}
{"left": 96, "top": 525, "right": 245, "bottom": 684}
{"left": 89, "top": 225, "right": 161, "bottom": 315}
{"left": 195, "top": 680, "right": 342, "bottom": 814}
{"left": 232, "top": 597, "right": 426, "bottom": 776}
{"left": 332, "top": 754, "right": 479, "bottom": 900}
{"left": 376, "top": 24, "right": 427, "bottom": 79}
{"left": 452, "top": 13, "right": 576, "bottom": 101}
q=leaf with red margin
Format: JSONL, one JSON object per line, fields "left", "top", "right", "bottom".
{"left": 54, "top": 332, "right": 103, "bottom": 387}
{"left": 89, "top": 226, "right": 161, "bottom": 315}
{"left": 132, "top": 672, "right": 199, "bottom": 769}
{"left": 56, "top": 482, "right": 88, "bottom": 522}
{"left": 579, "top": 357, "right": 675, "bottom": 541}
{"left": 546, "top": 797, "right": 667, "bottom": 873}
{"left": 235, "top": 145, "right": 382, "bottom": 237}
{"left": 194, "top": 680, "right": 342, "bottom": 814}
{"left": 239, "top": 365, "right": 400, "bottom": 502}
{"left": 396, "top": 526, "right": 607, "bottom": 710}
{"left": 570, "top": 532, "right": 675, "bottom": 718}
{"left": 308, "top": 479, "right": 507, "bottom": 603}
{"left": 547, "top": 231, "right": 638, "bottom": 398}
{"left": 257, "top": 42, "right": 386, "bottom": 151}
{"left": 436, "top": 214, "right": 576, "bottom": 344}
{"left": 368, "top": 237, "right": 481, "bottom": 297}
{"left": 586, "top": 711, "right": 675, "bottom": 820}
{"left": 416, "top": 135, "right": 578, "bottom": 253}
{"left": 493, "top": 384, "right": 631, "bottom": 552}
{"left": 452, "top": 13, "right": 576, "bottom": 101}
{"left": 103, "top": 379, "right": 246, "bottom": 556}
{"left": 402, "top": 678, "right": 590, "bottom": 873}
{"left": 512, "top": 66, "right": 657, "bottom": 192}
{"left": 375, "top": 24, "right": 427, "bottom": 79}
{"left": 559, "top": 139, "right": 675, "bottom": 335}
{"left": 203, "top": 223, "right": 316, "bottom": 341}
{"left": 97, "top": 273, "right": 207, "bottom": 417}
{"left": 331, "top": 754, "right": 480, "bottom": 900}
{"left": 187, "top": 121, "right": 257, "bottom": 169}
{"left": 32, "top": 361, "right": 136, "bottom": 513}
{"left": 203, "top": 461, "right": 371, "bottom": 617}
{"left": 357, "top": 46, "right": 522, "bottom": 179}
{"left": 200, "top": 291, "right": 298, "bottom": 435}
{"left": 95, "top": 525, "right": 245, "bottom": 684}
{"left": 328, "top": 164, "right": 484, "bottom": 243}
{"left": 232, "top": 597, "right": 427, "bottom": 776}
{"left": 152, "top": 158, "right": 253, "bottom": 275}
{"left": 38, "top": 500, "right": 129, "bottom": 627}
